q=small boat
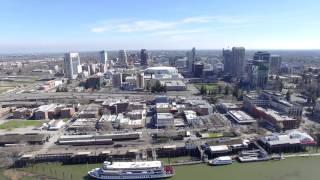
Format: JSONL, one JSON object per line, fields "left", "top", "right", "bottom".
{"left": 272, "top": 154, "right": 285, "bottom": 160}
{"left": 208, "top": 156, "right": 233, "bottom": 166}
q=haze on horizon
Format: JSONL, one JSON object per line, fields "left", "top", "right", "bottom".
{"left": 0, "top": 0, "right": 320, "bottom": 53}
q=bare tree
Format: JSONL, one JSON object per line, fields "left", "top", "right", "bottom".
{"left": 0, "top": 147, "right": 22, "bottom": 168}
{"left": 99, "top": 122, "right": 113, "bottom": 132}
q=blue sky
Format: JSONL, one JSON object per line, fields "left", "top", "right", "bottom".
{"left": 0, "top": 0, "right": 319, "bottom": 53}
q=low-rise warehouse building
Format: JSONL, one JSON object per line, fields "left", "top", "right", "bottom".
{"left": 58, "top": 135, "right": 113, "bottom": 146}
{"left": 58, "top": 132, "right": 141, "bottom": 145}
{"left": 127, "top": 110, "right": 146, "bottom": 120}
{"left": 204, "top": 138, "right": 250, "bottom": 158}
{"left": 68, "top": 118, "right": 97, "bottom": 131}
{"left": 0, "top": 133, "right": 50, "bottom": 146}
{"left": 13, "top": 108, "right": 33, "bottom": 119}
{"left": 252, "top": 107, "right": 300, "bottom": 131}
{"left": 219, "top": 102, "right": 241, "bottom": 113}
{"left": 208, "top": 145, "right": 230, "bottom": 156}
{"left": 78, "top": 104, "right": 100, "bottom": 118}
{"left": 183, "top": 110, "right": 198, "bottom": 125}
{"left": 227, "top": 110, "right": 256, "bottom": 124}
{"left": 160, "top": 80, "right": 187, "bottom": 91}
{"left": 156, "top": 103, "right": 171, "bottom": 113}
{"left": 185, "top": 99, "right": 213, "bottom": 115}
{"left": 243, "top": 91, "right": 303, "bottom": 119}
{"left": 258, "top": 130, "right": 315, "bottom": 153}
{"left": 155, "top": 113, "right": 174, "bottom": 128}
{"left": 60, "top": 107, "right": 75, "bottom": 118}
{"left": 34, "top": 104, "right": 57, "bottom": 120}
{"left": 102, "top": 99, "right": 130, "bottom": 114}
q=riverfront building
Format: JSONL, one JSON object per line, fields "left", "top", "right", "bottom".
{"left": 258, "top": 130, "right": 316, "bottom": 153}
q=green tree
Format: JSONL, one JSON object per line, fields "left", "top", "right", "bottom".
{"left": 269, "top": 75, "right": 274, "bottom": 80}
{"left": 200, "top": 85, "right": 207, "bottom": 95}
{"left": 151, "top": 81, "right": 167, "bottom": 93}
{"left": 153, "top": 81, "right": 162, "bottom": 92}
{"left": 212, "top": 89, "right": 217, "bottom": 96}
{"left": 286, "top": 90, "right": 291, "bottom": 101}
{"left": 218, "top": 85, "right": 222, "bottom": 94}
{"left": 200, "top": 85, "right": 205, "bottom": 95}
{"left": 210, "top": 96, "right": 218, "bottom": 104}
{"left": 279, "top": 81, "right": 284, "bottom": 92}
{"left": 224, "top": 85, "right": 229, "bottom": 95}
{"left": 238, "top": 90, "right": 244, "bottom": 100}
{"left": 146, "top": 82, "right": 150, "bottom": 91}
{"left": 163, "top": 84, "right": 167, "bottom": 93}
{"left": 232, "top": 85, "right": 239, "bottom": 98}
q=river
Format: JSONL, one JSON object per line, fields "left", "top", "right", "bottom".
{"left": 15, "top": 156, "right": 320, "bottom": 180}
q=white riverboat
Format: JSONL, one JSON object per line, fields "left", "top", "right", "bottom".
{"left": 88, "top": 161, "right": 174, "bottom": 179}
{"left": 208, "top": 156, "right": 233, "bottom": 166}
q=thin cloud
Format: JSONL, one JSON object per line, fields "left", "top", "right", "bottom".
{"left": 117, "top": 20, "right": 176, "bottom": 32}
{"left": 182, "top": 16, "right": 249, "bottom": 24}
{"left": 182, "top": 16, "right": 213, "bottom": 23}
{"left": 91, "top": 27, "right": 108, "bottom": 33}
{"left": 90, "top": 15, "right": 250, "bottom": 33}
{"left": 149, "top": 29, "right": 208, "bottom": 36}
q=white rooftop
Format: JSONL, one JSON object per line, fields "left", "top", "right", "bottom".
{"left": 228, "top": 110, "right": 256, "bottom": 124}
{"left": 221, "top": 103, "right": 239, "bottom": 109}
{"left": 128, "top": 119, "right": 142, "bottom": 126}
{"left": 104, "top": 161, "right": 162, "bottom": 169}
{"left": 144, "top": 66, "right": 178, "bottom": 74}
{"left": 209, "top": 145, "right": 229, "bottom": 152}
{"left": 214, "top": 156, "right": 232, "bottom": 161}
{"left": 260, "top": 131, "right": 313, "bottom": 146}
{"left": 156, "top": 103, "right": 170, "bottom": 108}
{"left": 157, "top": 113, "right": 174, "bottom": 119}
{"left": 36, "top": 104, "right": 57, "bottom": 112}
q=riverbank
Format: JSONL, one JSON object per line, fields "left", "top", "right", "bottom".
{"left": 6, "top": 156, "right": 319, "bottom": 180}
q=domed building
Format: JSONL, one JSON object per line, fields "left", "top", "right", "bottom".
{"left": 143, "top": 66, "right": 186, "bottom": 91}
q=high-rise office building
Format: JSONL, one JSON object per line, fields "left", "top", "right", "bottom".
{"left": 89, "top": 64, "right": 97, "bottom": 75}
{"left": 136, "top": 72, "right": 144, "bottom": 89}
{"left": 99, "top": 50, "right": 108, "bottom": 65}
{"left": 140, "top": 49, "right": 149, "bottom": 66}
{"left": 232, "top": 47, "right": 246, "bottom": 79}
{"left": 269, "top": 55, "right": 282, "bottom": 74}
{"left": 118, "top": 49, "right": 128, "bottom": 67}
{"left": 249, "top": 60, "right": 269, "bottom": 89}
{"left": 187, "top": 47, "right": 196, "bottom": 72}
{"left": 112, "top": 72, "right": 122, "bottom": 88}
{"left": 253, "top": 51, "right": 271, "bottom": 63}
{"left": 193, "top": 62, "right": 204, "bottom": 78}
{"left": 64, "top": 52, "right": 82, "bottom": 79}
{"left": 222, "top": 49, "right": 233, "bottom": 74}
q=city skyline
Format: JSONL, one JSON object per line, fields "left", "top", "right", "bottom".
{"left": 0, "top": 0, "right": 320, "bottom": 53}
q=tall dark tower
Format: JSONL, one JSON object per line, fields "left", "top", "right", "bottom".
{"left": 140, "top": 49, "right": 149, "bottom": 66}
{"left": 232, "top": 47, "right": 246, "bottom": 80}
{"left": 222, "top": 49, "right": 233, "bottom": 74}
